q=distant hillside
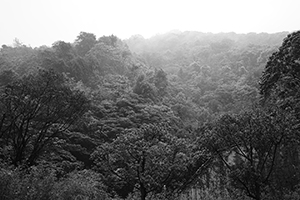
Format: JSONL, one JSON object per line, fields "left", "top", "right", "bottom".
{"left": 125, "top": 31, "right": 289, "bottom": 54}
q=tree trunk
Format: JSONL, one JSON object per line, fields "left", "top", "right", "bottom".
{"left": 255, "top": 183, "right": 261, "bottom": 200}
{"left": 140, "top": 184, "right": 147, "bottom": 200}
{"left": 13, "top": 148, "right": 23, "bottom": 166}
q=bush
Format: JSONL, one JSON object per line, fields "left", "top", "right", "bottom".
{"left": 52, "top": 170, "right": 107, "bottom": 200}
{"left": 0, "top": 166, "right": 108, "bottom": 200}
{"left": 0, "top": 165, "right": 56, "bottom": 200}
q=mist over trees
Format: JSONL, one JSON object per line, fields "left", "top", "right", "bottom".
{"left": 1, "top": 30, "right": 300, "bottom": 200}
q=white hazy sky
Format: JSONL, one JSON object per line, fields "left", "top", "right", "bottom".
{"left": 1, "top": 0, "right": 299, "bottom": 47}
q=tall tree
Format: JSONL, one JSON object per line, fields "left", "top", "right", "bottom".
{"left": 92, "top": 124, "right": 211, "bottom": 200}
{"left": 52, "top": 40, "right": 74, "bottom": 61}
{"left": 0, "top": 70, "right": 89, "bottom": 166}
{"left": 205, "top": 106, "right": 298, "bottom": 200}
{"left": 75, "top": 32, "right": 97, "bottom": 56}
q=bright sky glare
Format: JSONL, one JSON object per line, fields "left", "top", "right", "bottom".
{"left": 1, "top": 0, "right": 299, "bottom": 47}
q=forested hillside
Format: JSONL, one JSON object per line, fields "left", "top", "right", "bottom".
{"left": 1, "top": 30, "right": 300, "bottom": 200}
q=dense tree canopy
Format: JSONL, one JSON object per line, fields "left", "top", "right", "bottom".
{"left": 260, "top": 31, "right": 300, "bottom": 105}
{"left": 204, "top": 106, "right": 298, "bottom": 200}
{"left": 92, "top": 123, "right": 211, "bottom": 200}
{"left": 1, "top": 30, "right": 300, "bottom": 200}
{"left": 0, "top": 70, "right": 89, "bottom": 166}
{"left": 75, "top": 32, "right": 97, "bottom": 56}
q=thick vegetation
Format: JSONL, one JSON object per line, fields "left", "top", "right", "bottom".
{"left": 0, "top": 30, "right": 300, "bottom": 200}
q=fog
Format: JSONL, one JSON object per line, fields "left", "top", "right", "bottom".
{"left": 1, "top": 0, "right": 299, "bottom": 47}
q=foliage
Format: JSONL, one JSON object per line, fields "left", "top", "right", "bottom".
{"left": 0, "top": 44, "right": 39, "bottom": 76}
{"left": 92, "top": 123, "right": 210, "bottom": 200}
{"left": 75, "top": 32, "right": 97, "bottom": 57}
{"left": 204, "top": 105, "right": 298, "bottom": 200}
{"left": 0, "top": 165, "right": 56, "bottom": 200}
{"left": 0, "top": 69, "right": 89, "bottom": 166}
{"left": 0, "top": 69, "right": 17, "bottom": 86}
{"left": 1, "top": 30, "right": 299, "bottom": 200}
{"left": 0, "top": 165, "right": 108, "bottom": 200}
{"left": 52, "top": 170, "right": 107, "bottom": 200}
{"left": 260, "top": 31, "right": 300, "bottom": 101}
